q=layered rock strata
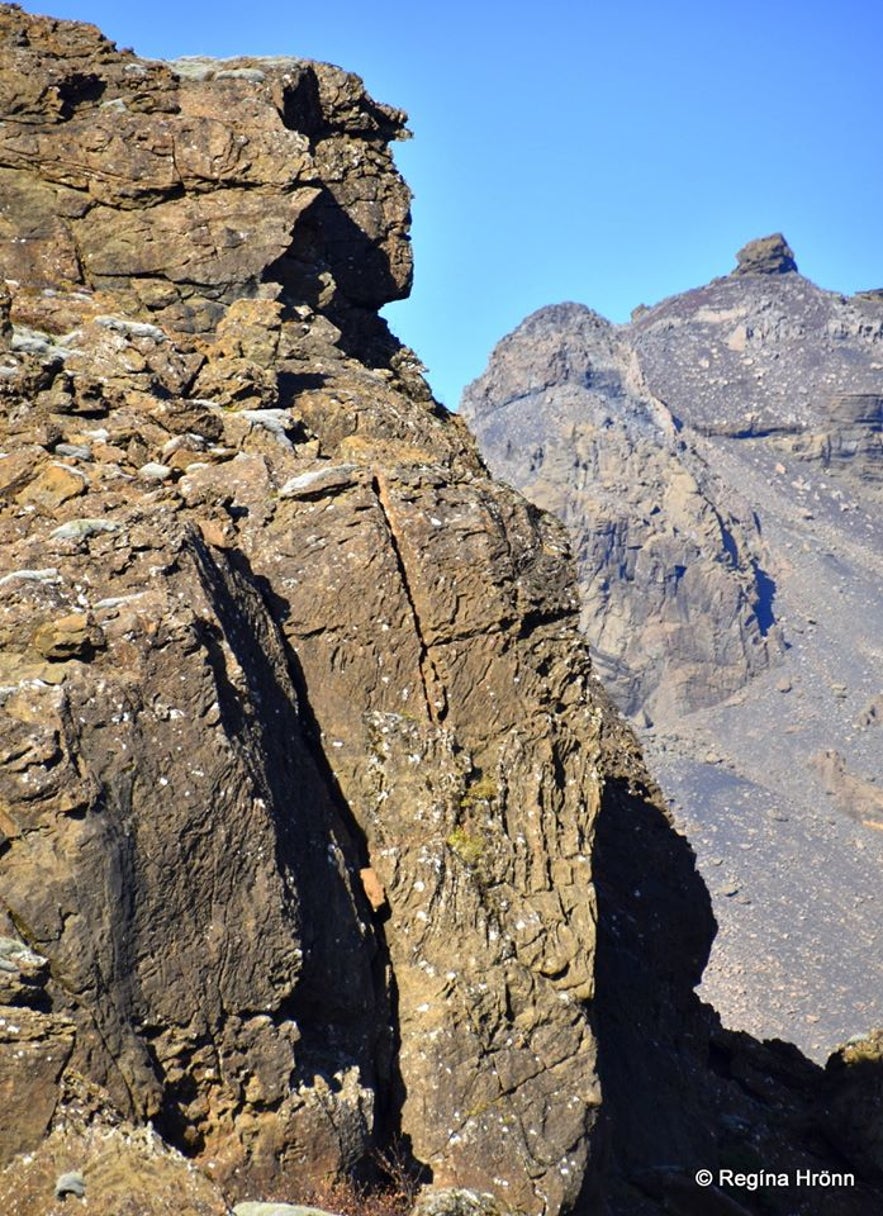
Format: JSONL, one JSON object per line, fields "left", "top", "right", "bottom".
{"left": 461, "top": 300, "right": 782, "bottom": 723}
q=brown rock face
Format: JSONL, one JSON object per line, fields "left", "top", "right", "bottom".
{"left": 732, "top": 233, "right": 798, "bottom": 276}
{"left": 0, "top": 941, "right": 74, "bottom": 1163}
{"left": 0, "top": 3, "right": 412, "bottom": 338}
{"left": 0, "top": 8, "right": 606, "bottom": 1212}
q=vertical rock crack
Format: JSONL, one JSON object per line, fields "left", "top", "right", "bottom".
{"left": 371, "top": 473, "right": 444, "bottom": 724}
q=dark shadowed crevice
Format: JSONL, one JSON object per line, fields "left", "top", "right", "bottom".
{"left": 264, "top": 188, "right": 409, "bottom": 314}
{"left": 262, "top": 188, "right": 418, "bottom": 382}
{"left": 752, "top": 561, "right": 776, "bottom": 636}
{"left": 582, "top": 733, "right": 883, "bottom": 1214}
{"left": 190, "top": 535, "right": 428, "bottom": 1180}
{"left": 56, "top": 71, "right": 107, "bottom": 118}
{"left": 579, "top": 767, "right": 718, "bottom": 1214}
{"left": 280, "top": 67, "right": 325, "bottom": 143}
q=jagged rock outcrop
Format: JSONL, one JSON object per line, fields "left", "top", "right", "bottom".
{"left": 0, "top": 8, "right": 605, "bottom": 1213}
{"left": 2, "top": 9, "right": 883, "bottom": 1216}
{"left": 0, "top": 4, "right": 411, "bottom": 339}
{"left": 461, "top": 243, "right": 883, "bottom": 1057}
{"left": 733, "top": 233, "right": 798, "bottom": 276}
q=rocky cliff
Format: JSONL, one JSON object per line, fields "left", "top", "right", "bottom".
{"left": 460, "top": 300, "right": 781, "bottom": 723}
{"left": 0, "top": 10, "right": 882, "bottom": 1216}
{"left": 461, "top": 237, "right": 883, "bottom": 1057}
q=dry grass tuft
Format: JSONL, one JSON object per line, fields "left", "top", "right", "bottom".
{"left": 297, "top": 1140, "right": 423, "bottom": 1216}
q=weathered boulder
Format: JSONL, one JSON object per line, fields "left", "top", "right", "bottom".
{"left": 412, "top": 1188, "right": 506, "bottom": 1216}
{"left": 732, "top": 233, "right": 798, "bottom": 276}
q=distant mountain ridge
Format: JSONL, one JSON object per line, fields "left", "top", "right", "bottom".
{"left": 462, "top": 236, "right": 883, "bottom": 1054}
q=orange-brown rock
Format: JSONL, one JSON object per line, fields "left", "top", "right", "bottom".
{"left": 0, "top": 3, "right": 411, "bottom": 336}
{"left": 0, "top": 7, "right": 603, "bottom": 1211}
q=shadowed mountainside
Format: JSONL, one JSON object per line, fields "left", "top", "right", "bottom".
{"left": 461, "top": 237, "right": 883, "bottom": 1059}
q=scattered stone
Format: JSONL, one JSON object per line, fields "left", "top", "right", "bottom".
{"left": 54, "top": 443, "right": 92, "bottom": 461}
{"left": 138, "top": 461, "right": 174, "bottom": 482}
{"left": 233, "top": 1201, "right": 340, "bottom": 1211}
{"left": 0, "top": 567, "right": 60, "bottom": 588}
{"left": 279, "top": 465, "right": 359, "bottom": 499}
{"left": 216, "top": 67, "right": 266, "bottom": 82}
{"left": 94, "top": 315, "right": 166, "bottom": 342}
{"left": 50, "top": 518, "right": 121, "bottom": 541}
{"left": 359, "top": 866, "right": 387, "bottom": 912}
{"left": 16, "top": 462, "right": 87, "bottom": 509}
{"left": 30, "top": 613, "right": 103, "bottom": 661}
{"left": 54, "top": 1171, "right": 86, "bottom": 1199}
{"left": 197, "top": 518, "right": 233, "bottom": 549}
{"left": 233, "top": 1205, "right": 340, "bottom": 1216}
{"left": 855, "top": 696, "right": 882, "bottom": 728}
{"left": 412, "top": 1189, "right": 506, "bottom": 1216}
{"left": 0, "top": 937, "right": 47, "bottom": 970}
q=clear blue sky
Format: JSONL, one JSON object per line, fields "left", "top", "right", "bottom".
{"left": 36, "top": 0, "right": 883, "bottom": 410}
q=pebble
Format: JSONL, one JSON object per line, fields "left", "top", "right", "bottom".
{"left": 54, "top": 1172, "right": 85, "bottom": 1199}
{"left": 138, "top": 461, "right": 174, "bottom": 481}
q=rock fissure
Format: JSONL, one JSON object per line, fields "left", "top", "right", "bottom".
{"left": 371, "top": 471, "right": 443, "bottom": 725}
